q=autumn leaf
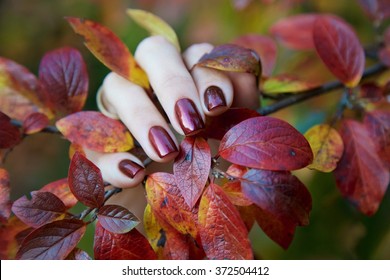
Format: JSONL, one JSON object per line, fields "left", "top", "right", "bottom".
{"left": 0, "top": 168, "right": 11, "bottom": 223}
{"left": 56, "top": 111, "right": 134, "bottom": 153}
{"left": 94, "top": 221, "right": 156, "bottom": 260}
{"left": 145, "top": 173, "right": 198, "bottom": 238}
{"left": 359, "top": 82, "right": 385, "bottom": 103}
{"left": 221, "top": 164, "right": 252, "bottom": 206}
{"left": 198, "top": 183, "right": 253, "bottom": 260}
{"left": 219, "top": 116, "right": 313, "bottom": 170}
{"left": 358, "top": 0, "right": 390, "bottom": 22}
{"left": 313, "top": 15, "right": 365, "bottom": 88}
{"left": 16, "top": 219, "right": 86, "bottom": 260}
{"left": 97, "top": 205, "right": 139, "bottom": 234}
{"left": 38, "top": 47, "right": 89, "bottom": 117}
{"left": 270, "top": 14, "right": 318, "bottom": 50}
{"left": 236, "top": 205, "right": 257, "bottom": 232}
{"left": 196, "top": 44, "right": 261, "bottom": 76}
{"left": 173, "top": 137, "right": 211, "bottom": 208}
{"left": 0, "top": 111, "right": 21, "bottom": 149}
{"left": 262, "top": 74, "right": 319, "bottom": 95}
{"left": 127, "top": 9, "right": 180, "bottom": 51}
{"left": 12, "top": 191, "right": 67, "bottom": 228}
{"left": 22, "top": 112, "right": 49, "bottom": 135}
{"left": 0, "top": 216, "right": 29, "bottom": 259}
{"left": 334, "top": 120, "right": 389, "bottom": 216}
{"left": 232, "top": 34, "right": 277, "bottom": 77}
{"left": 39, "top": 178, "right": 78, "bottom": 209}
{"left": 304, "top": 124, "right": 344, "bottom": 172}
{"left": 68, "top": 152, "right": 105, "bottom": 208}
{"left": 66, "top": 17, "right": 149, "bottom": 90}
{"left": 364, "top": 110, "right": 390, "bottom": 169}
{"left": 65, "top": 248, "right": 91, "bottom": 260}
{"left": 0, "top": 57, "right": 53, "bottom": 120}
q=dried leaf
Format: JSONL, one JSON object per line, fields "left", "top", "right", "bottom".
{"left": 358, "top": 0, "right": 390, "bottom": 22}
{"left": 262, "top": 74, "right": 318, "bottom": 95}
{"left": 12, "top": 191, "right": 67, "bottom": 228}
{"left": 94, "top": 221, "right": 156, "bottom": 260}
{"left": 219, "top": 116, "right": 313, "bottom": 170}
{"left": 173, "top": 137, "right": 211, "bottom": 208}
{"left": 39, "top": 47, "right": 89, "bottom": 116}
{"left": 304, "top": 124, "right": 344, "bottom": 172}
{"left": 22, "top": 112, "right": 49, "bottom": 135}
{"left": 242, "top": 169, "right": 312, "bottom": 228}
{"left": 68, "top": 152, "right": 105, "bottom": 208}
{"left": 364, "top": 110, "right": 390, "bottom": 169}
{"left": 313, "top": 15, "right": 365, "bottom": 87}
{"left": 97, "top": 204, "right": 139, "bottom": 234}
{"left": 40, "top": 178, "right": 78, "bottom": 209}
{"left": 0, "top": 111, "right": 21, "bottom": 149}
{"left": 145, "top": 173, "right": 198, "bottom": 238}
{"left": 232, "top": 34, "right": 277, "bottom": 77}
{"left": 0, "top": 168, "right": 11, "bottom": 223}
{"left": 127, "top": 9, "right": 180, "bottom": 51}
{"left": 334, "top": 120, "right": 389, "bottom": 215}
{"left": 56, "top": 111, "right": 134, "bottom": 153}
{"left": 270, "top": 14, "right": 318, "bottom": 50}
{"left": 65, "top": 248, "right": 91, "bottom": 260}
{"left": 66, "top": 17, "right": 149, "bottom": 90}
{"left": 16, "top": 219, "right": 86, "bottom": 260}
{"left": 196, "top": 44, "right": 261, "bottom": 76}
{"left": 198, "top": 183, "right": 253, "bottom": 260}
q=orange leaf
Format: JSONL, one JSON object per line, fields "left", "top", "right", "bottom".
{"left": 198, "top": 183, "right": 253, "bottom": 260}
{"left": 304, "top": 124, "right": 344, "bottom": 172}
{"left": 66, "top": 17, "right": 149, "bottom": 90}
{"left": 56, "top": 111, "right": 134, "bottom": 153}
{"left": 40, "top": 178, "right": 78, "bottom": 209}
{"left": 221, "top": 164, "right": 252, "bottom": 206}
{"left": 0, "top": 216, "right": 29, "bottom": 259}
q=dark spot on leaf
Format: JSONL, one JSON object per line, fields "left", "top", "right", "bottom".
{"left": 290, "top": 149, "right": 296, "bottom": 156}
{"left": 185, "top": 150, "right": 193, "bottom": 161}
{"left": 160, "top": 196, "right": 168, "bottom": 208}
{"left": 157, "top": 229, "right": 166, "bottom": 247}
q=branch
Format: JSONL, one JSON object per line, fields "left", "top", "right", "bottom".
{"left": 258, "top": 63, "right": 387, "bottom": 116}
{"left": 10, "top": 119, "right": 61, "bottom": 134}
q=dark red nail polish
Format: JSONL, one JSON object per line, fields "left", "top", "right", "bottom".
{"left": 204, "top": 86, "right": 226, "bottom": 111}
{"left": 174, "top": 98, "right": 205, "bottom": 135}
{"left": 149, "top": 126, "right": 178, "bottom": 158}
{"left": 118, "top": 159, "right": 143, "bottom": 179}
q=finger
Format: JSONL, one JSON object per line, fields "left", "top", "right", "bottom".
{"left": 84, "top": 149, "right": 145, "bottom": 189}
{"left": 135, "top": 35, "right": 205, "bottom": 136}
{"left": 100, "top": 72, "right": 179, "bottom": 162}
{"left": 183, "top": 43, "right": 233, "bottom": 116}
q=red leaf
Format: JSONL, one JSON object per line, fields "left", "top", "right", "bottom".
{"left": 94, "top": 221, "right": 156, "bottom": 260}
{"left": 358, "top": 0, "right": 390, "bottom": 22}
{"left": 145, "top": 173, "right": 198, "bottom": 238}
{"left": 313, "top": 15, "right": 365, "bottom": 87}
{"left": 0, "top": 168, "right": 11, "bottom": 223}
{"left": 270, "top": 14, "right": 318, "bottom": 50}
{"left": 221, "top": 164, "right": 252, "bottom": 206}
{"left": 68, "top": 152, "right": 105, "bottom": 208}
{"left": 0, "top": 111, "right": 21, "bottom": 149}
{"left": 198, "top": 183, "right": 253, "bottom": 260}
{"left": 364, "top": 110, "right": 390, "bottom": 169}
{"left": 16, "top": 219, "right": 86, "bottom": 260}
{"left": 40, "top": 178, "right": 78, "bottom": 209}
{"left": 22, "top": 112, "right": 49, "bottom": 135}
{"left": 11, "top": 191, "right": 67, "bottom": 228}
{"left": 359, "top": 82, "right": 385, "bottom": 103}
{"left": 202, "top": 107, "right": 260, "bottom": 140}
{"left": 232, "top": 34, "right": 277, "bottom": 77}
{"left": 0, "top": 216, "right": 29, "bottom": 259}
{"left": 56, "top": 111, "right": 134, "bottom": 153}
{"left": 219, "top": 116, "right": 313, "bottom": 170}
{"left": 97, "top": 205, "right": 139, "bottom": 234}
{"left": 173, "top": 137, "right": 211, "bottom": 208}
{"left": 196, "top": 44, "right": 261, "bottom": 76}
{"left": 236, "top": 205, "right": 257, "bottom": 232}
{"left": 66, "top": 248, "right": 92, "bottom": 260}
{"left": 39, "top": 47, "right": 89, "bottom": 116}
{"left": 334, "top": 120, "right": 389, "bottom": 215}
{"left": 242, "top": 169, "right": 312, "bottom": 228}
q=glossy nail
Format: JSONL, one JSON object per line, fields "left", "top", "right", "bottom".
{"left": 149, "top": 126, "right": 178, "bottom": 158}
{"left": 118, "top": 159, "right": 143, "bottom": 179}
{"left": 174, "top": 98, "right": 205, "bottom": 135}
{"left": 204, "top": 86, "right": 226, "bottom": 111}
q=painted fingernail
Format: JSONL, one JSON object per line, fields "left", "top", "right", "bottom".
{"left": 118, "top": 159, "right": 144, "bottom": 179}
{"left": 148, "top": 126, "right": 178, "bottom": 158}
{"left": 174, "top": 98, "right": 205, "bottom": 135}
{"left": 204, "top": 86, "right": 226, "bottom": 111}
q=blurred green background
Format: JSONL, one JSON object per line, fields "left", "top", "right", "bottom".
{"left": 1, "top": 0, "right": 389, "bottom": 259}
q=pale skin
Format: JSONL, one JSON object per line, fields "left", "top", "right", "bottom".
{"left": 85, "top": 36, "right": 259, "bottom": 220}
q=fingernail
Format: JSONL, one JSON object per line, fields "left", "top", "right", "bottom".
{"left": 174, "top": 98, "right": 205, "bottom": 135}
{"left": 148, "top": 126, "right": 178, "bottom": 158}
{"left": 118, "top": 159, "right": 144, "bottom": 179}
{"left": 204, "top": 86, "right": 226, "bottom": 111}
